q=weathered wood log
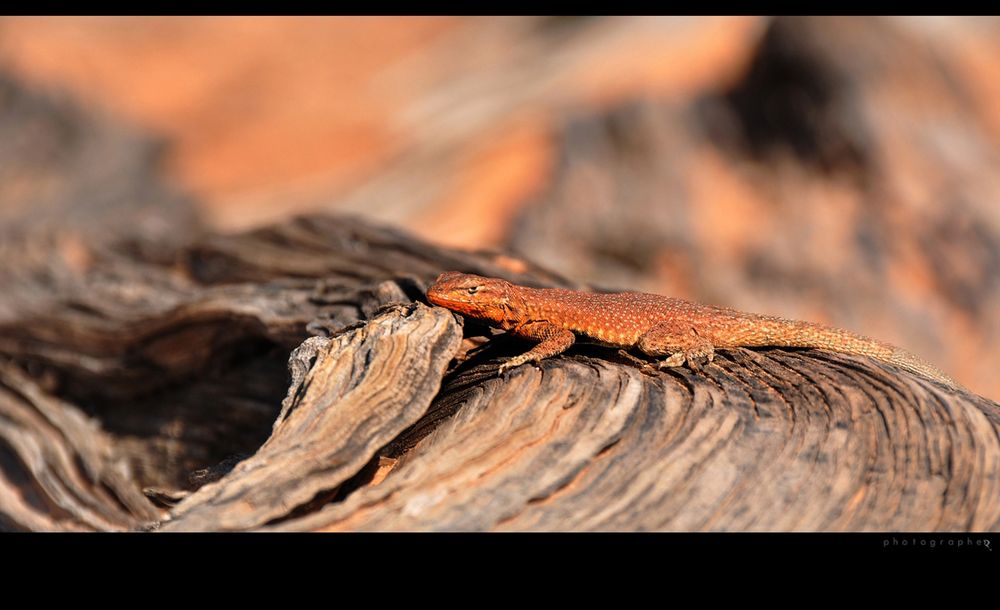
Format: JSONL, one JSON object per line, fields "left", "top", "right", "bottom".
{"left": 1, "top": 212, "right": 997, "bottom": 531}
{"left": 160, "top": 302, "right": 463, "bottom": 531}
{"left": 0, "top": 363, "right": 162, "bottom": 531}
{"left": 1, "top": 60, "right": 998, "bottom": 532}
{"left": 276, "top": 348, "right": 1000, "bottom": 532}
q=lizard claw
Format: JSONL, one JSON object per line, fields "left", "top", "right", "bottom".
{"left": 497, "top": 360, "right": 520, "bottom": 377}
{"left": 498, "top": 355, "right": 544, "bottom": 377}
{"left": 658, "top": 352, "right": 687, "bottom": 368}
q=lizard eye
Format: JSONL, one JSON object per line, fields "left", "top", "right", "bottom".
{"left": 467, "top": 286, "right": 480, "bottom": 295}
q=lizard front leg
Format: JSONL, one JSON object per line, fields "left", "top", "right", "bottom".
{"left": 499, "top": 321, "right": 575, "bottom": 375}
{"left": 637, "top": 319, "right": 715, "bottom": 370}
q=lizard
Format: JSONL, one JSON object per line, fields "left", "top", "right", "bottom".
{"left": 425, "top": 271, "right": 959, "bottom": 388}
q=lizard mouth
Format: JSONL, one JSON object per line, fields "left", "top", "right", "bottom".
{"left": 426, "top": 287, "right": 500, "bottom": 321}
{"left": 426, "top": 287, "right": 453, "bottom": 306}
{"left": 426, "top": 291, "right": 479, "bottom": 315}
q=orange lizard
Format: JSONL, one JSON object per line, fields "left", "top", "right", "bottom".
{"left": 426, "top": 271, "right": 958, "bottom": 388}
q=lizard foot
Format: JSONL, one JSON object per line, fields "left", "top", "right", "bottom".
{"left": 685, "top": 347, "right": 715, "bottom": 371}
{"left": 658, "top": 352, "right": 687, "bottom": 368}
{"left": 658, "top": 347, "right": 715, "bottom": 371}
{"left": 497, "top": 355, "right": 531, "bottom": 376}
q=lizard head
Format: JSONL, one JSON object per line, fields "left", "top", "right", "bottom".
{"left": 426, "top": 271, "right": 521, "bottom": 322}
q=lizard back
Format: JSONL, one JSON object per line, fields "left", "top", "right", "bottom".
{"left": 512, "top": 285, "right": 959, "bottom": 388}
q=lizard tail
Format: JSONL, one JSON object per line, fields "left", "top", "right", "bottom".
{"left": 884, "top": 346, "right": 959, "bottom": 389}
{"left": 743, "top": 318, "right": 959, "bottom": 389}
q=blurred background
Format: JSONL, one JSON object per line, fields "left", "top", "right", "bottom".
{"left": 1, "top": 16, "right": 998, "bottom": 399}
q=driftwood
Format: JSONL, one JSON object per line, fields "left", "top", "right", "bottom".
{"left": 1, "top": 214, "right": 998, "bottom": 531}
{"left": 2, "top": 21, "right": 1000, "bottom": 531}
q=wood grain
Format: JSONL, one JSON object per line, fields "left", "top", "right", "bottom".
{"left": 273, "top": 348, "right": 1000, "bottom": 531}
{"left": 159, "top": 303, "right": 462, "bottom": 531}
{"left": 0, "top": 363, "right": 163, "bottom": 531}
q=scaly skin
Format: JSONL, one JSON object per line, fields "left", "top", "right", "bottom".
{"left": 426, "top": 271, "right": 959, "bottom": 388}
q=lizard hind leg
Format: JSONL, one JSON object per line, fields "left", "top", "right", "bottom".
{"left": 637, "top": 320, "right": 716, "bottom": 370}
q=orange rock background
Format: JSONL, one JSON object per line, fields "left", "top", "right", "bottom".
{"left": 1, "top": 16, "right": 999, "bottom": 400}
